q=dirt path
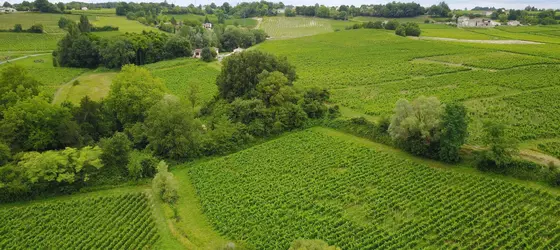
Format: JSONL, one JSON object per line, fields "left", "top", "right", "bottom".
{"left": 414, "top": 36, "right": 543, "bottom": 44}
{"left": 0, "top": 53, "right": 51, "bottom": 65}
{"left": 253, "top": 17, "right": 263, "bottom": 29}
{"left": 51, "top": 74, "right": 84, "bottom": 104}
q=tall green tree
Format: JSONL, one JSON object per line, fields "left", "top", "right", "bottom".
{"left": 99, "top": 132, "right": 131, "bottom": 176}
{"left": 439, "top": 103, "right": 468, "bottom": 163}
{"left": 152, "top": 161, "right": 178, "bottom": 204}
{"left": 105, "top": 65, "right": 166, "bottom": 127}
{"left": 78, "top": 15, "right": 91, "bottom": 33}
{"left": 0, "top": 65, "right": 42, "bottom": 115}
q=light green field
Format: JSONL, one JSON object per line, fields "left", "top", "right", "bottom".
{"left": 144, "top": 58, "right": 221, "bottom": 106}
{"left": 167, "top": 14, "right": 258, "bottom": 28}
{"left": 188, "top": 128, "right": 560, "bottom": 249}
{"left": 0, "top": 13, "right": 80, "bottom": 33}
{"left": 256, "top": 29, "right": 560, "bottom": 143}
{"left": 467, "top": 28, "right": 560, "bottom": 44}
{"left": 352, "top": 15, "right": 432, "bottom": 24}
{"left": 91, "top": 16, "right": 161, "bottom": 34}
{"left": 0, "top": 33, "right": 65, "bottom": 51}
{"left": 52, "top": 71, "right": 117, "bottom": 105}
{"left": 71, "top": 8, "right": 117, "bottom": 16}
{"left": 261, "top": 16, "right": 356, "bottom": 39}
{"left": 421, "top": 26, "right": 503, "bottom": 40}
{"left": 0, "top": 54, "right": 87, "bottom": 97}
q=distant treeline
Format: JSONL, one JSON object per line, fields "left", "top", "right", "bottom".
{"left": 293, "top": 2, "right": 425, "bottom": 19}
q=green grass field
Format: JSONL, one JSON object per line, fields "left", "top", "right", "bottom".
{"left": 167, "top": 14, "right": 258, "bottom": 28}
{"left": 0, "top": 13, "right": 79, "bottom": 33}
{"left": 0, "top": 54, "right": 87, "bottom": 97}
{"left": 52, "top": 71, "right": 117, "bottom": 105}
{"left": 189, "top": 128, "right": 560, "bottom": 249}
{"left": 261, "top": 16, "right": 356, "bottom": 39}
{"left": 352, "top": 15, "right": 431, "bottom": 23}
{"left": 91, "top": 16, "right": 161, "bottom": 34}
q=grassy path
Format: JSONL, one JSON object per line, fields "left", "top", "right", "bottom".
{"left": 0, "top": 52, "right": 51, "bottom": 65}
{"left": 51, "top": 73, "right": 85, "bottom": 104}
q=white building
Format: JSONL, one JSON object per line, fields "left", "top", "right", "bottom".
{"left": 0, "top": 7, "right": 17, "bottom": 13}
{"left": 507, "top": 20, "right": 521, "bottom": 26}
{"left": 457, "top": 17, "right": 499, "bottom": 28}
{"left": 81, "top": 7, "right": 88, "bottom": 11}
{"left": 485, "top": 11, "right": 493, "bottom": 17}
{"left": 202, "top": 23, "right": 212, "bottom": 29}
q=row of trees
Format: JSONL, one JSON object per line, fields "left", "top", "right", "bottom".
{"left": 490, "top": 9, "right": 558, "bottom": 25}
{"left": 343, "top": 20, "right": 421, "bottom": 37}
{"left": 293, "top": 2, "right": 424, "bottom": 19}
{"left": 1, "top": 23, "right": 44, "bottom": 33}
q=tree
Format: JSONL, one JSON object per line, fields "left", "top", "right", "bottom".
{"left": 200, "top": 47, "right": 216, "bottom": 62}
{"left": 384, "top": 20, "right": 400, "bottom": 30}
{"left": 58, "top": 17, "right": 72, "bottom": 29}
{"left": 188, "top": 84, "right": 199, "bottom": 108}
{"left": 395, "top": 25, "right": 406, "bottom": 36}
{"left": 3, "top": 1, "right": 12, "bottom": 7}
{"left": 170, "top": 16, "right": 177, "bottom": 26}
{"left": 99, "top": 132, "right": 131, "bottom": 176}
{"left": 99, "top": 37, "right": 135, "bottom": 69}
{"left": 152, "top": 161, "right": 178, "bottom": 204}
{"left": 403, "top": 22, "right": 421, "bottom": 36}
{"left": 164, "top": 36, "right": 192, "bottom": 59}
{"left": 54, "top": 31, "right": 100, "bottom": 68}
{"left": 126, "top": 150, "right": 157, "bottom": 180}
{"left": 105, "top": 65, "right": 166, "bottom": 127}
{"left": 476, "top": 121, "right": 518, "bottom": 171}
{"left": 204, "top": 15, "right": 210, "bottom": 23}
{"left": 0, "top": 65, "right": 42, "bottom": 114}
{"left": 439, "top": 103, "right": 468, "bottom": 163}
{"left": 0, "top": 142, "right": 10, "bottom": 166}
{"left": 28, "top": 24, "right": 44, "bottom": 33}
{"left": 13, "top": 24, "right": 22, "bottom": 32}
{"left": 289, "top": 239, "right": 340, "bottom": 250}
{"left": 56, "top": 2, "right": 64, "bottom": 11}
{"left": 388, "top": 96, "right": 443, "bottom": 157}
{"left": 217, "top": 50, "right": 296, "bottom": 101}
{"left": 144, "top": 96, "right": 201, "bottom": 160}
{"left": 78, "top": 15, "right": 91, "bottom": 33}
{"left": 72, "top": 96, "right": 113, "bottom": 144}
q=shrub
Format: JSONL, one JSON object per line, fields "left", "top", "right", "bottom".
{"left": 127, "top": 150, "right": 158, "bottom": 179}
{"left": 395, "top": 25, "right": 406, "bottom": 36}
{"left": 100, "top": 132, "right": 132, "bottom": 176}
{"left": 72, "top": 80, "right": 80, "bottom": 86}
{"left": 28, "top": 24, "right": 44, "bottom": 33}
{"left": 404, "top": 22, "right": 421, "bottom": 37}
{"left": 152, "top": 161, "right": 178, "bottom": 204}
{"left": 13, "top": 24, "right": 22, "bottom": 32}
{"left": 200, "top": 47, "right": 217, "bottom": 62}
{"left": 384, "top": 20, "right": 400, "bottom": 30}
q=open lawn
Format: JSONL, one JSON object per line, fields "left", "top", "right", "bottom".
{"left": 261, "top": 16, "right": 356, "bottom": 39}
{"left": 188, "top": 128, "right": 560, "bottom": 249}
{"left": 257, "top": 29, "right": 560, "bottom": 144}
{"left": 91, "top": 16, "right": 161, "bottom": 34}
{"left": 52, "top": 71, "right": 117, "bottom": 105}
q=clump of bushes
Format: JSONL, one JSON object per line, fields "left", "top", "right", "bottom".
{"left": 0, "top": 23, "right": 44, "bottom": 33}
{"left": 396, "top": 22, "right": 421, "bottom": 37}
{"left": 200, "top": 47, "right": 217, "bottom": 62}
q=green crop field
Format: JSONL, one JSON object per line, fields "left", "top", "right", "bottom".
{"left": 0, "top": 192, "right": 159, "bottom": 249}
{"left": 144, "top": 58, "right": 220, "bottom": 106}
{"left": 261, "top": 16, "right": 356, "bottom": 39}
{"left": 52, "top": 71, "right": 117, "bottom": 104}
{"left": 421, "top": 26, "right": 502, "bottom": 40}
{"left": 189, "top": 128, "right": 560, "bottom": 249}
{"left": 0, "top": 13, "right": 79, "bottom": 33}
{"left": 168, "top": 14, "right": 258, "bottom": 28}
{"left": 256, "top": 29, "right": 560, "bottom": 143}
{"left": 91, "top": 16, "right": 161, "bottom": 34}
{"left": 0, "top": 33, "right": 65, "bottom": 51}
{"left": 71, "top": 8, "right": 117, "bottom": 16}
{"left": 538, "top": 142, "right": 560, "bottom": 158}
{"left": 352, "top": 15, "right": 431, "bottom": 24}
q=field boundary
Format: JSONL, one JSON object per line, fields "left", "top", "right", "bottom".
{"left": 414, "top": 36, "right": 543, "bottom": 44}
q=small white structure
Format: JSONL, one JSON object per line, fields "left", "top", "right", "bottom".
{"left": 485, "top": 11, "right": 493, "bottom": 17}
{"left": 0, "top": 7, "right": 17, "bottom": 13}
{"left": 81, "top": 7, "right": 88, "bottom": 11}
{"left": 277, "top": 8, "right": 285, "bottom": 14}
{"left": 457, "top": 17, "right": 499, "bottom": 28}
{"left": 233, "top": 47, "right": 244, "bottom": 54}
{"left": 202, "top": 23, "right": 212, "bottom": 29}
{"left": 192, "top": 48, "right": 219, "bottom": 59}
{"left": 507, "top": 20, "right": 521, "bottom": 26}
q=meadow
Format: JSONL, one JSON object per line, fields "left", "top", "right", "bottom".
{"left": 256, "top": 29, "right": 560, "bottom": 144}
{"left": 167, "top": 14, "right": 258, "bottom": 28}
{"left": 189, "top": 128, "right": 560, "bottom": 249}
{"left": 0, "top": 13, "right": 79, "bottom": 33}
{"left": 0, "top": 192, "right": 160, "bottom": 249}
{"left": 261, "top": 16, "right": 357, "bottom": 39}
{"left": 52, "top": 71, "right": 117, "bottom": 104}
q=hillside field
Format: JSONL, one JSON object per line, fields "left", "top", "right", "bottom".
{"left": 261, "top": 16, "right": 357, "bottom": 39}
{"left": 189, "top": 128, "right": 560, "bottom": 249}
{"left": 256, "top": 29, "right": 560, "bottom": 144}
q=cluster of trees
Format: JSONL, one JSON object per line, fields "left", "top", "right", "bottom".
{"left": 395, "top": 22, "right": 421, "bottom": 37}
{"left": 490, "top": 9, "right": 559, "bottom": 25}
{"left": 0, "top": 49, "right": 331, "bottom": 202}
{"left": 0, "top": 23, "right": 44, "bottom": 33}
{"left": 426, "top": 2, "right": 451, "bottom": 18}
{"left": 294, "top": 2, "right": 424, "bottom": 19}
{"left": 58, "top": 16, "right": 118, "bottom": 32}
{"left": 11, "top": 0, "right": 68, "bottom": 13}
{"left": 388, "top": 97, "right": 468, "bottom": 163}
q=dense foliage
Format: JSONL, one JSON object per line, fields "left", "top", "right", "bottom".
{"left": 0, "top": 193, "right": 159, "bottom": 249}
{"left": 295, "top": 2, "right": 424, "bottom": 19}
{"left": 190, "top": 129, "right": 560, "bottom": 249}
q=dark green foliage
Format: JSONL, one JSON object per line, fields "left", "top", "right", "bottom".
{"left": 91, "top": 26, "right": 119, "bottom": 32}
{"left": 217, "top": 50, "right": 296, "bottom": 101}
{"left": 28, "top": 24, "right": 44, "bottom": 33}
{"left": 99, "top": 132, "right": 132, "bottom": 176}
{"left": 54, "top": 32, "right": 100, "bottom": 68}
{"left": 0, "top": 65, "right": 42, "bottom": 114}
{"left": 476, "top": 121, "right": 518, "bottom": 171}
{"left": 439, "top": 103, "right": 468, "bottom": 163}
{"left": 384, "top": 20, "right": 400, "bottom": 30}
{"left": 395, "top": 25, "right": 406, "bottom": 36}
{"left": 427, "top": 1, "right": 451, "bottom": 17}
{"left": 99, "top": 36, "right": 135, "bottom": 69}
{"left": 364, "top": 21, "right": 383, "bottom": 29}
{"left": 220, "top": 26, "right": 267, "bottom": 52}
{"left": 72, "top": 96, "right": 114, "bottom": 145}
{"left": 403, "top": 22, "right": 421, "bottom": 37}
{"left": 164, "top": 36, "right": 192, "bottom": 59}
{"left": 127, "top": 150, "right": 157, "bottom": 180}
{"left": 78, "top": 15, "right": 91, "bottom": 33}
{"left": 200, "top": 47, "right": 216, "bottom": 62}
{"left": 302, "top": 88, "right": 330, "bottom": 118}
{"left": 58, "top": 17, "right": 72, "bottom": 29}
{"left": 13, "top": 24, "right": 22, "bottom": 32}
{"left": 0, "top": 142, "right": 10, "bottom": 166}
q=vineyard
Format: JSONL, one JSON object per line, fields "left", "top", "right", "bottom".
{"left": 257, "top": 29, "right": 560, "bottom": 143}
{"left": 189, "top": 129, "right": 560, "bottom": 249}
{"left": 0, "top": 192, "right": 160, "bottom": 249}
{"left": 261, "top": 16, "right": 354, "bottom": 39}
{"left": 538, "top": 141, "right": 560, "bottom": 159}
{"left": 145, "top": 58, "right": 220, "bottom": 106}
{"left": 0, "top": 33, "right": 65, "bottom": 51}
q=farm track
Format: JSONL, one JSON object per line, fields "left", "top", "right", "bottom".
{"left": 52, "top": 73, "right": 87, "bottom": 104}
{"left": 0, "top": 53, "right": 51, "bottom": 65}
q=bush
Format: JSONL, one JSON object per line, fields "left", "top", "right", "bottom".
{"left": 58, "top": 17, "right": 72, "bottom": 29}
{"left": 395, "top": 25, "right": 406, "bottom": 36}
{"left": 200, "top": 47, "right": 217, "bottom": 62}
{"left": 384, "top": 20, "right": 400, "bottom": 30}
{"left": 404, "top": 22, "right": 421, "bottom": 37}
{"left": 0, "top": 142, "right": 10, "bottom": 166}
{"left": 91, "top": 26, "right": 119, "bottom": 32}
{"left": 72, "top": 80, "right": 80, "bottom": 86}
{"left": 127, "top": 150, "right": 157, "bottom": 179}
{"left": 100, "top": 132, "right": 132, "bottom": 176}
{"left": 152, "top": 161, "right": 178, "bottom": 204}
{"left": 28, "top": 24, "right": 44, "bottom": 33}
{"left": 13, "top": 24, "right": 22, "bottom": 32}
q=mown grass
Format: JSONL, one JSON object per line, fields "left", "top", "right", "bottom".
{"left": 52, "top": 71, "right": 117, "bottom": 105}
{"left": 261, "top": 16, "right": 356, "bottom": 39}
{"left": 167, "top": 14, "right": 258, "bottom": 28}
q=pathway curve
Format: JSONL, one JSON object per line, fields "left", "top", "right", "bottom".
{"left": 52, "top": 74, "right": 84, "bottom": 104}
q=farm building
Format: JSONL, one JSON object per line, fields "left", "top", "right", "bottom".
{"left": 457, "top": 17, "right": 500, "bottom": 28}
{"left": 507, "top": 20, "right": 521, "bottom": 26}
{"left": 81, "top": 7, "right": 88, "bottom": 10}
{"left": 202, "top": 23, "right": 212, "bottom": 29}
{"left": 0, "top": 7, "right": 17, "bottom": 13}
{"left": 277, "top": 8, "right": 285, "bottom": 14}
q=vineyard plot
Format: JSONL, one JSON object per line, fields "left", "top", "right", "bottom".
{"left": 189, "top": 129, "right": 560, "bottom": 249}
{"left": 0, "top": 192, "right": 159, "bottom": 249}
